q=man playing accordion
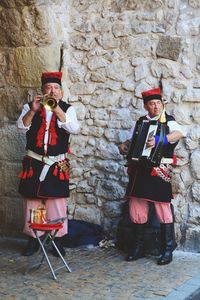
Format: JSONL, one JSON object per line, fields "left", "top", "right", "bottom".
{"left": 119, "top": 87, "right": 184, "bottom": 265}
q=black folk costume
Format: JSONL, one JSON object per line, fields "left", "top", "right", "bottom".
{"left": 124, "top": 87, "right": 183, "bottom": 265}
{"left": 19, "top": 101, "right": 71, "bottom": 198}
{"left": 126, "top": 113, "right": 177, "bottom": 203}
{"left": 17, "top": 72, "right": 80, "bottom": 256}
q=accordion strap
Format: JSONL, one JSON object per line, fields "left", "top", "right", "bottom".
{"left": 150, "top": 123, "right": 166, "bottom": 166}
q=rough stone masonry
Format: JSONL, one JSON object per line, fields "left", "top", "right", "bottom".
{"left": 0, "top": 0, "right": 200, "bottom": 252}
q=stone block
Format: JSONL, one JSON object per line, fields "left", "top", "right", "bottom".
{"left": 120, "top": 36, "right": 153, "bottom": 57}
{"left": 0, "top": 161, "right": 21, "bottom": 196}
{"left": 0, "top": 4, "right": 56, "bottom": 47}
{"left": 156, "top": 36, "right": 182, "bottom": 61}
{"left": 96, "top": 33, "right": 120, "bottom": 50}
{"left": 185, "top": 225, "right": 200, "bottom": 252}
{"left": 96, "top": 179, "right": 124, "bottom": 199}
{"left": 74, "top": 205, "right": 101, "bottom": 225}
{"left": 87, "top": 56, "right": 108, "bottom": 71}
{"left": 191, "top": 149, "right": 200, "bottom": 180}
{"left": 70, "top": 82, "right": 96, "bottom": 95}
{"left": 15, "top": 46, "right": 60, "bottom": 87}
{"left": 70, "top": 34, "right": 96, "bottom": 51}
{"left": 0, "top": 196, "right": 23, "bottom": 234}
{"left": 95, "top": 140, "right": 121, "bottom": 160}
{"left": 103, "top": 200, "right": 125, "bottom": 217}
{"left": 106, "top": 60, "right": 133, "bottom": 82}
{"left": 0, "top": 124, "right": 26, "bottom": 161}
{"left": 188, "top": 0, "right": 200, "bottom": 9}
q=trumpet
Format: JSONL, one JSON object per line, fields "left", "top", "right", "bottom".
{"left": 41, "top": 95, "right": 57, "bottom": 111}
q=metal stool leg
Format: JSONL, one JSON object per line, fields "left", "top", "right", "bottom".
{"left": 34, "top": 230, "right": 57, "bottom": 280}
{"left": 50, "top": 236, "right": 71, "bottom": 273}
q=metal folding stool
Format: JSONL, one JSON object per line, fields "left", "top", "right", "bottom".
{"left": 27, "top": 222, "right": 71, "bottom": 280}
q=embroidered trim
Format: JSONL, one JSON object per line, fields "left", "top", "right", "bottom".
{"left": 151, "top": 163, "right": 172, "bottom": 182}
{"left": 36, "top": 107, "right": 58, "bottom": 148}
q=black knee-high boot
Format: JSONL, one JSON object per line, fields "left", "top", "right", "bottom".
{"left": 159, "top": 204, "right": 177, "bottom": 255}
{"left": 157, "top": 223, "right": 175, "bottom": 265}
{"left": 125, "top": 224, "right": 145, "bottom": 262}
{"left": 159, "top": 222, "right": 177, "bottom": 255}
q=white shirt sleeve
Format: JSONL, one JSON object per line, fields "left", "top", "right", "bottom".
{"left": 168, "top": 120, "right": 184, "bottom": 134}
{"left": 127, "top": 121, "right": 136, "bottom": 140}
{"left": 57, "top": 105, "right": 80, "bottom": 134}
{"left": 16, "top": 103, "right": 31, "bottom": 132}
{"left": 167, "top": 120, "right": 185, "bottom": 143}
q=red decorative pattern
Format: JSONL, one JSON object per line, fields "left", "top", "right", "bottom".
{"left": 36, "top": 107, "right": 58, "bottom": 148}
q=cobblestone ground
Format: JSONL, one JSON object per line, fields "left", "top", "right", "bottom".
{"left": 0, "top": 238, "right": 200, "bottom": 300}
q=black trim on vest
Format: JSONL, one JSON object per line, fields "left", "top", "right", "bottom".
{"left": 26, "top": 100, "right": 71, "bottom": 156}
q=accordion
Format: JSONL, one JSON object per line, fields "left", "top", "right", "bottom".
{"left": 127, "top": 119, "right": 166, "bottom": 166}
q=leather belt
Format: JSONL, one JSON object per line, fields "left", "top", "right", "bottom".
{"left": 27, "top": 150, "right": 67, "bottom": 182}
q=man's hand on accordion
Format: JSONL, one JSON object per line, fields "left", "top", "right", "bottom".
{"left": 119, "top": 140, "right": 131, "bottom": 155}
{"left": 146, "top": 137, "right": 156, "bottom": 148}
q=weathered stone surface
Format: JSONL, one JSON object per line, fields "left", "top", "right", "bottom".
{"left": 90, "top": 91, "right": 119, "bottom": 108}
{"left": 87, "top": 56, "right": 108, "bottom": 71}
{"left": 0, "top": 4, "right": 64, "bottom": 47}
{"left": 0, "top": 161, "right": 21, "bottom": 196}
{"left": 184, "top": 226, "right": 200, "bottom": 252}
{"left": 120, "top": 36, "right": 153, "bottom": 57}
{"left": 177, "top": 15, "right": 200, "bottom": 36}
{"left": 95, "top": 140, "right": 121, "bottom": 160}
{"left": 91, "top": 68, "right": 107, "bottom": 82}
{"left": 70, "top": 82, "right": 96, "bottom": 95}
{"left": 15, "top": 46, "right": 60, "bottom": 87}
{"left": 110, "top": 0, "right": 139, "bottom": 12}
{"left": 96, "top": 33, "right": 121, "bottom": 50}
{"left": 95, "top": 160, "right": 120, "bottom": 173}
{"left": 182, "top": 88, "right": 200, "bottom": 102}
{"left": 190, "top": 150, "right": 200, "bottom": 180}
{"left": 96, "top": 179, "right": 125, "bottom": 200}
{"left": 0, "top": 196, "right": 23, "bottom": 232}
{"left": 189, "top": 0, "right": 200, "bottom": 8}
{"left": 106, "top": 60, "right": 133, "bottom": 82}
{"left": 112, "top": 22, "right": 131, "bottom": 37}
{"left": 74, "top": 206, "right": 101, "bottom": 225}
{"left": 156, "top": 36, "right": 182, "bottom": 61}
{"left": 151, "top": 59, "right": 180, "bottom": 78}
{"left": 70, "top": 34, "right": 96, "bottom": 51}
{"left": 103, "top": 200, "right": 125, "bottom": 217}
{"left": 68, "top": 64, "right": 86, "bottom": 82}
{"left": 191, "top": 182, "right": 200, "bottom": 202}
{"left": 188, "top": 203, "right": 200, "bottom": 225}
{"left": 0, "top": 125, "right": 26, "bottom": 161}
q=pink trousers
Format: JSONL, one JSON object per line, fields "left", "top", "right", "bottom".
{"left": 129, "top": 197, "right": 173, "bottom": 224}
{"left": 23, "top": 197, "right": 68, "bottom": 238}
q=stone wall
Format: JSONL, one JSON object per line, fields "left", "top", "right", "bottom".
{"left": 0, "top": 0, "right": 200, "bottom": 251}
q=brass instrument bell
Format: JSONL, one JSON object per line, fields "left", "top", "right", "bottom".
{"left": 42, "top": 95, "right": 57, "bottom": 111}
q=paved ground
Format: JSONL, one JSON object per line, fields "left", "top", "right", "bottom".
{"left": 0, "top": 237, "right": 200, "bottom": 300}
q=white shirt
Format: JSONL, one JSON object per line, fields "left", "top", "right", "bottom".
{"left": 127, "top": 114, "right": 184, "bottom": 142}
{"left": 17, "top": 103, "right": 80, "bottom": 152}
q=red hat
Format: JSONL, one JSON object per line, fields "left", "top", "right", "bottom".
{"left": 141, "top": 87, "right": 162, "bottom": 104}
{"left": 41, "top": 72, "right": 62, "bottom": 86}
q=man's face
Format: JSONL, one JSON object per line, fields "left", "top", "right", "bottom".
{"left": 42, "top": 82, "right": 63, "bottom": 102}
{"left": 144, "top": 99, "right": 163, "bottom": 118}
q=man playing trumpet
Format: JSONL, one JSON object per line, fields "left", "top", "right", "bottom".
{"left": 17, "top": 72, "right": 80, "bottom": 257}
